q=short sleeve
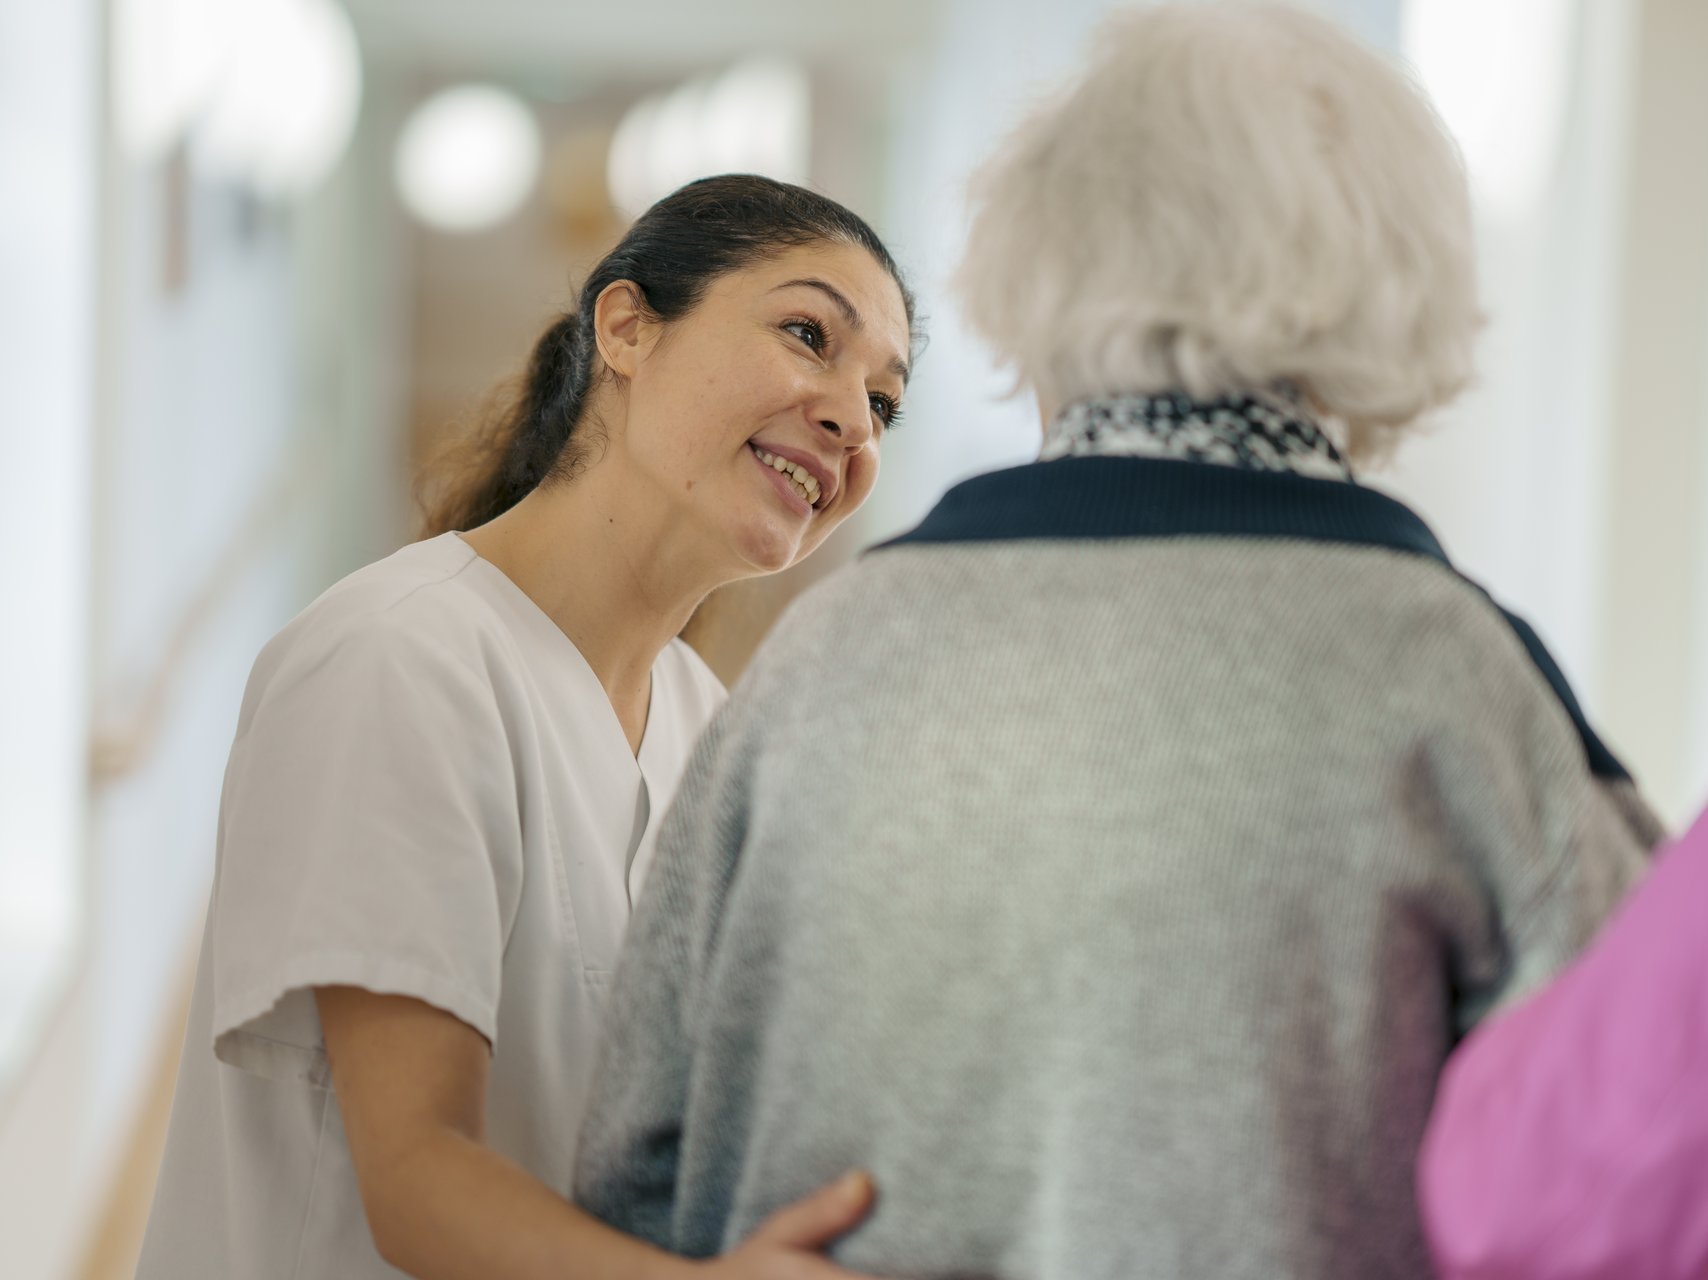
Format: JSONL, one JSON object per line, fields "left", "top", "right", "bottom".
{"left": 209, "top": 617, "right": 526, "bottom": 1086}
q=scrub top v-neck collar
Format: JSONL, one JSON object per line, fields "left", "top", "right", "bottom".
{"left": 451, "top": 533, "right": 677, "bottom": 901}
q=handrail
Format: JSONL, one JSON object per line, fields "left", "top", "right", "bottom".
{"left": 87, "top": 456, "right": 310, "bottom": 788}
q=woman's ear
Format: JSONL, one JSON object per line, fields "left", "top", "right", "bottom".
{"left": 591, "top": 281, "right": 654, "bottom": 380}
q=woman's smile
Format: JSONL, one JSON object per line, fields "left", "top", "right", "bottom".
{"left": 747, "top": 441, "right": 834, "bottom": 516}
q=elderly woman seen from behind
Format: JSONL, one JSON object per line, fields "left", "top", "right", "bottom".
{"left": 572, "top": 7, "right": 1665, "bottom": 1280}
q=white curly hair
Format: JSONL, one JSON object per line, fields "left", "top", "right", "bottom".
{"left": 953, "top": 1, "right": 1483, "bottom": 462}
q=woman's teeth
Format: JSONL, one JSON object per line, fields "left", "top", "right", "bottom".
{"left": 752, "top": 446, "right": 822, "bottom": 507}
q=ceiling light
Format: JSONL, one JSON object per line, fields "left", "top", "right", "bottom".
{"left": 395, "top": 84, "right": 543, "bottom": 233}
{"left": 197, "top": 0, "right": 362, "bottom": 198}
{"left": 607, "top": 58, "right": 811, "bottom": 220}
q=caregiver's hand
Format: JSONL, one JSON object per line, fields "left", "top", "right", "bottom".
{"left": 705, "top": 1171, "right": 890, "bottom": 1280}
{"left": 317, "top": 984, "right": 888, "bottom": 1280}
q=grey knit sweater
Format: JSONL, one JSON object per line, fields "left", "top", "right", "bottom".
{"left": 573, "top": 454, "right": 1661, "bottom": 1280}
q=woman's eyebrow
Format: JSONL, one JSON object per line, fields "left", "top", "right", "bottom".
{"left": 774, "top": 277, "right": 862, "bottom": 327}
{"left": 771, "top": 277, "right": 911, "bottom": 384}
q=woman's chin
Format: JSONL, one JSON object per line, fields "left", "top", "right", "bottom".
{"left": 728, "top": 520, "right": 804, "bottom": 576}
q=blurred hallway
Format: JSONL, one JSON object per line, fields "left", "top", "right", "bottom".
{"left": 4, "top": 2, "right": 1706, "bottom": 1276}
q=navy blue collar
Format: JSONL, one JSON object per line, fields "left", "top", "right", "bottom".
{"left": 875, "top": 456, "right": 1628, "bottom": 781}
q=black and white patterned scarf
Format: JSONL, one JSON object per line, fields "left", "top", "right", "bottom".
{"left": 1042, "top": 391, "right": 1352, "bottom": 482}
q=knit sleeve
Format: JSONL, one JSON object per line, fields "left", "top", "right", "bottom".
{"left": 572, "top": 694, "right": 754, "bottom": 1254}
{"left": 1421, "top": 605, "right": 1660, "bottom": 1034}
{"left": 1482, "top": 769, "right": 1658, "bottom": 1021}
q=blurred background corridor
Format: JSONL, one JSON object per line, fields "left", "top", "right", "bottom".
{"left": 3, "top": 1, "right": 1706, "bottom": 1275}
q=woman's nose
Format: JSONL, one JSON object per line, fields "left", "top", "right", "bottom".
{"left": 815, "top": 382, "right": 875, "bottom": 449}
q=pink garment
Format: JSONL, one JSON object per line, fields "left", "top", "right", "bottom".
{"left": 1419, "top": 802, "right": 1708, "bottom": 1280}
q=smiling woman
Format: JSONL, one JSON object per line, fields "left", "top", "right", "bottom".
{"left": 422, "top": 178, "right": 914, "bottom": 543}
{"left": 532, "top": 245, "right": 914, "bottom": 579}
{"left": 134, "top": 174, "right": 919, "bottom": 1280}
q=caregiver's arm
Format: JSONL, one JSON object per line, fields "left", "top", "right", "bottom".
{"left": 317, "top": 987, "right": 884, "bottom": 1280}
{"left": 1418, "top": 802, "right": 1708, "bottom": 1280}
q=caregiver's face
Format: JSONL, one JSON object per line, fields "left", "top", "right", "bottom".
{"left": 617, "top": 240, "right": 911, "bottom": 575}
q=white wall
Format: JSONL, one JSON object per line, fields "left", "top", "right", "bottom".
{"left": 1594, "top": 0, "right": 1708, "bottom": 824}
{"left": 0, "top": 0, "right": 98, "bottom": 1123}
{"left": 0, "top": 128, "right": 310, "bottom": 1280}
{"left": 1694, "top": 331, "right": 1708, "bottom": 811}
{"left": 0, "top": 19, "right": 413, "bottom": 1280}
{"left": 867, "top": 0, "right": 1115, "bottom": 541}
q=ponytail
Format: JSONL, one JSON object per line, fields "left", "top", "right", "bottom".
{"left": 417, "top": 311, "right": 596, "bottom": 537}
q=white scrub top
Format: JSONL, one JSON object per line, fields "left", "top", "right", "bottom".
{"left": 136, "top": 532, "right": 727, "bottom": 1280}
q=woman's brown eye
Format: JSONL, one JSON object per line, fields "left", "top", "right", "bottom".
{"left": 784, "top": 319, "right": 827, "bottom": 351}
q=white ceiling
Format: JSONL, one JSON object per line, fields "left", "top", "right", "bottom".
{"left": 341, "top": 0, "right": 945, "bottom": 84}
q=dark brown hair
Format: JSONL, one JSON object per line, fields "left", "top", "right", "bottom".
{"left": 419, "top": 174, "right": 916, "bottom": 536}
